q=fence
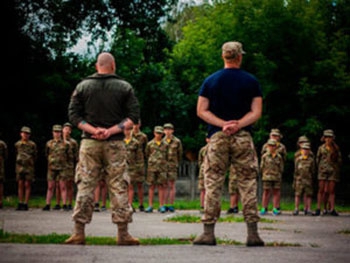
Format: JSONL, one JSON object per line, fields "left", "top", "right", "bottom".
{"left": 175, "top": 161, "right": 349, "bottom": 205}
{"left": 4, "top": 160, "right": 349, "bottom": 205}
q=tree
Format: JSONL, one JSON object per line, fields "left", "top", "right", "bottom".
{"left": 166, "top": 0, "right": 349, "bottom": 175}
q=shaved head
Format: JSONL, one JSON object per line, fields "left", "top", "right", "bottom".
{"left": 96, "top": 52, "right": 116, "bottom": 74}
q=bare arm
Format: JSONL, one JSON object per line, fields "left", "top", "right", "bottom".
{"left": 223, "top": 96, "right": 262, "bottom": 135}
{"left": 196, "top": 96, "right": 227, "bottom": 128}
{"left": 236, "top": 96, "right": 263, "bottom": 129}
{"left": 197, "top": 95, "right": 262, "bottom": 135}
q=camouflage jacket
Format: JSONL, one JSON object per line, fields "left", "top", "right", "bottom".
{"left": 65, "top": 137, "right": 79, "bottom": 169}
{"left": 45, "top": 139, "right": 72, "bottom": 170}
{"left": 316, "top": 144, "right": 342, "bottom": 176}
{"left": 260, "top": 151, "right": 284, "bottom": 181}
{"left": 14, "top": 140, "right": 37, "bottom": 168}
{"left": 163, "top": 135, "right": 183, "bottom": 170}
{"left": 294, "top": 149, "right": 314, "bottom": 160}
{"left": 132, "top": 131, "right": 148, "bottom": 160}
{"left": 125, "top": 137, "right": 144, "bottom": 175}
{"left": 294, "top": 154, "right": 315, "bottom": 186}
{"left": 145, "top": 139, "right": 168, "bottom": 172}
{"left": 261, "top": 141, "right": 287, "bottom": 161}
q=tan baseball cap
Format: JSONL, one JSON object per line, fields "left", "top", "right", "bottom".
{"left": 21, "top": 126, "right": 31, "bottom": 133}
{"left": 267, "top": 139, "right": 277, "bottom": 146}
{"left": 163, "top": 123, "right": 174, "bottom": 129}
{"left": 222, "top": 41, "right": 246, "bottom": 59}
{"left": 52, "top": 125, "right": 62, "bottom": 132}
{"left": 154, "top": 126, "right": 164, "bottom": 134}
{"left": 323, "top": 129, "right": 334, "bottom": 137}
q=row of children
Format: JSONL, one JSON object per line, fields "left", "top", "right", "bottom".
{"left": 0, "top": 121, "right": 184, "bottom": 214}
{"left": 197, "top": 128, "right": 342, "bottom": 216}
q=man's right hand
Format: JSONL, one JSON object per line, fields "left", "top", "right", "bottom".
{"left": 222, "top": 120, "right": 240, "bottom": 135}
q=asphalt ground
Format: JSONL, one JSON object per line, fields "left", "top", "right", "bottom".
{"left": 0, "top": 207, "right": 349, "bottom": 263}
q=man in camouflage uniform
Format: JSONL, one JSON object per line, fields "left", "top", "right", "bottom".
{"left": 131, "top": 119, "right": 148, "bottom": 211}
{"left": 293, "top": 143, "right": 315, "bottom": 215}
{"left": 65, "top": 52, "right": 140, "bottom": 245}
{"left": 62, "top": 122, "right": 79, "bottom": 210}
{"left": 124, "top": 125, "right": 145, "bottom": 212}
{"left": 0, "top": 135, "right": 8, "bottom": 209}
{"left": 144, "top": 126, "right": 168, "bottom": 213}
{"left": 260, "top": 139, "right": 284, "bottom": 216}
{"left": 14, "top": 126, "right": 37, "bottom": 211}
{"left": 43, "top": 125, "right": 72, "bottom": 211}
{"left": 195, "top": 41, "right": 264, "bottom": 246}
{"left": 163, "top": 123, "right": 183, "bottom": 212}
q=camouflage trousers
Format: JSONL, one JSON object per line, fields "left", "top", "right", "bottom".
{"left": 202, "top": 130, "right": 260, "bottom": 224}
{"left": 72, "top": 139, "right": 133, "bottom": 225}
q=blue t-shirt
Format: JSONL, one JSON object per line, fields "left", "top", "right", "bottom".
{"left": 198, "top": 68, "right": 262, "bottom": 137}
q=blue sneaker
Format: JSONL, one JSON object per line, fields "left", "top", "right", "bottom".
{"left": 272, "top": 208, "right": 281, "bottom": 216}
{"left": 145, "top": 206, "right": 153, "bottom": 213}
{"left": 168, "top": 206, "right": 175, "bottom": 212}
{"left": 260, "top": 208, "right": 267, "bottom": 215}
{"left": 159, "top": 206, "right": 167, "bottom": 213}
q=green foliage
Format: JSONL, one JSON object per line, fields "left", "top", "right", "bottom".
{"left": 4, "top": 0, "right": 350, "bottom": 198}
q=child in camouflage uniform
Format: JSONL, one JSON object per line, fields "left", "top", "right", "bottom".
{"left": 294, "top": 135, "right": 314, "bottom": 160}
{"left": 261, "top": 129, "right": 287, "bottom": 161}
{"left": 43, "top": 125, "right": 72, "bottom": 211}
{"left": 131, "top": 119, "right": 148, "bottom": 212}
{"left": 314, "top": 129, "right": 342, "bottom": 216}
{"left": 293, "top": 143, "right": 315, "bottom": 215}
{"left": 14, "top": 126, "right": 37, "bottom": 211}
{"left": 124, "top": 125, "right": 145, "bottom": 212}
{"left": 62, "top": 122, "right": 79, "bottom": 210}
{"left": 163, "top": 123, "right": 183, "bottom": 212}
{"left": 144, "top": 126, "right": 168, "bottom": 213}
{"left": 260, "top": 139, "right": 284, "bottom": 216}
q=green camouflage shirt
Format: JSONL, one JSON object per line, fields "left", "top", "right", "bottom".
{"left": 15, "top": 140, "right": 37, "bottom": 173}
{"left": 145, "top": 139, "right": 168, "bottom": 172}
{"left": 132, "top": 131, "right": 148, "bottom": 160}
{"left": 294, "top": 154, "right": 315, "bottom": 186}
{"left": 125, "top": 137, "right": 144, "bottom": 176}
{"left": 65, "top": 137, "right": 79, "bottom": 169}
{"left": 45, "top": 139, "right": 72, "bottom": 170}
{"left": 260, "top": 151, "right": 284, "bottom": 181}
{"left": 316, "top": 143, "right": 342, "bottom": 176}
{"left": 163, "top": 135, "right": 183, "bottom": 170}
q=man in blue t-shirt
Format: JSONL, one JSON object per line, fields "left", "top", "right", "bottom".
{"left": 194, "top": 41, "right": 264, "bottom": 247}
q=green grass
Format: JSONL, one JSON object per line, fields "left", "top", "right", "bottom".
{"left": 164, "top": 214, "right": 277, "bottom": 224}
{"left": 2, "top": 196, "right": 345, "bottom": 247}
{"left": 337, "top": 229, "right": 350, "bottom": 235}
{"left": 0, "top": 212, "right": 278, "bottom": 246}
{"left": 0, "top": 230, "right": 302, "bottom": 246}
